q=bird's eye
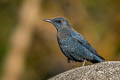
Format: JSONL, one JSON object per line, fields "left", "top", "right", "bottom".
{"left": 55, "top": 20, "right": 61, "bottom": 23}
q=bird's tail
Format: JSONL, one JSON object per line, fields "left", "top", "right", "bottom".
{"left": 90, "top": 59, "right": 104, "bottom": 63}
{"left": 89, "top": 56, "right": 105, "bottom": 63}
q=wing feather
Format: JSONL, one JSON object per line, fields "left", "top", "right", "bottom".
{"left": 70, "top": 31, "right": 104, "bottom": 60}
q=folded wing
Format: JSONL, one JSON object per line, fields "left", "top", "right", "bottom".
{"left": 70, "top": 31, "right": 104, "bottom": 60}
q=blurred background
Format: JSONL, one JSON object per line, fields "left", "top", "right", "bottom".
{"left": 0, "top": 0, "right": 120, "bottom": 80}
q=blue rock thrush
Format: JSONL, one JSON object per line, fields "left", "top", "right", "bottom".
{"left": 44, "top": 17, "right": 104, "bottom": 66}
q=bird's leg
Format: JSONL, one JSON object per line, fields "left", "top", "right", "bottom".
{"left": 67, "top": 59, "right": 76, "bottom": 68}
{"left": 67, "top": 58, "right": 70, "bottom": 63}
{"left": 82, "top": 59, "right": 86, "bottom": 67}
{"left": 71, "top": 61, "right": 76, "bottom": 66}
{"left": 71, "top": 61, "right": 76, "bottom": 68}
{"left": 80, "top": 59, "right": 86, "bottom": 80}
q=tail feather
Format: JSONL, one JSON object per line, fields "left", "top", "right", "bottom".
{"left": 89, "top": 59, "right": 104, "bottom": 63}
{"left": 88, "top": 56, "right": 105, "bottom": 64}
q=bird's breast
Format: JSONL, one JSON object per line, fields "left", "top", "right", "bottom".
{"left": 57, "top": 34, "right": 77, "bottom": 50}
{"left": 57, "top": 30, "right": 82, "bottom": 52}
{"left": 58, "top": 31, "right": 70, "bottom": 40}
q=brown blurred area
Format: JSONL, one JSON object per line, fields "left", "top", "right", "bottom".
{"left": 0, "top": 0, "right": 120, "bottom": 80}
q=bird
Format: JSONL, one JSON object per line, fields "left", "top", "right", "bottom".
{"left": 44, "top": 17, "right": 104, "bottom": 66}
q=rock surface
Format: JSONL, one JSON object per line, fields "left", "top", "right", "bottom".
{"left": 49, "top": 61, "right": 120, "bottom": 80}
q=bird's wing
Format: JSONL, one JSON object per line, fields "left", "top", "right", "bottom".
{"left": 70, "top": 31, "right": 104, "bottom": 60}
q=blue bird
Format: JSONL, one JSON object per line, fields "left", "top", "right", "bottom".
{"left": 44, "top": 17, "right": 104, "bottom": 66}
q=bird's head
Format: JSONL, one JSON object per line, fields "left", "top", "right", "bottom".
{"left": 44, "top": 17, "right": 71, "bottom": 31}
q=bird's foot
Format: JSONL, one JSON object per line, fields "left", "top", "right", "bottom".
{"left": 67, "top": 59, "right": 70, "bottom": 63}
{"left": 82, "top": 59, "right": 86, "bottom": 67}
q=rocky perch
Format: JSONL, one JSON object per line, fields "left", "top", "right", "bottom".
{"left": 49, "top": 61, "right": 120, "bottom": 80}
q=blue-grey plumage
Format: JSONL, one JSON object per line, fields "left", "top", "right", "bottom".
{"left": 44, "top": 17, "right": 104, "bottom": 64}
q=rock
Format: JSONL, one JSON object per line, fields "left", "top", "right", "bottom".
{"left": 49, "top": 61, "right": 120, "bottom": 80}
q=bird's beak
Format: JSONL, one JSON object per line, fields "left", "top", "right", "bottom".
{"left": 43, "top": 19, "right": 52, "bottom": 23}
